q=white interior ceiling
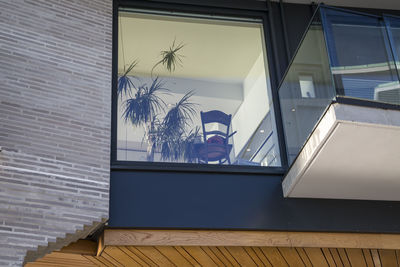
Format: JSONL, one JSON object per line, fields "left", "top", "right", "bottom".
{"left": 272, "top": 0, "right": 400, "bottom": 10}
{"left": 282, "top": 103, "right": 400, "bottom": 201}
{"left": 119, "top": 11, "right": 265, "bottom": 80}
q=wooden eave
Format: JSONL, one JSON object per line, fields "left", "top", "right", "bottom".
{"left": 26, "top": 229, "right": 400, "bottom": 266}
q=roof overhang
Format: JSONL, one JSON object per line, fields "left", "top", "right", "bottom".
{"left": 282, "top": 103, "right": 400, "bottom": 200}
{"left": 27, "top": 229, "right": 400, "bottom": 266}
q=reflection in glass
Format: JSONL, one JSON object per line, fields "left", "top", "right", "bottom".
{"left": 117, "top": 10, "right": 281, "bottom": 166}
{"left": 323, "top": 8, "right": 400, "bottom": 104}
{"left": 279, "top": 13, "right": 335, "bottom": 164}
{"left": 384, "top": 16, "right": 400, "bottom": 104}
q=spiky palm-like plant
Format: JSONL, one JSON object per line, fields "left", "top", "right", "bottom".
{"left": 123, "top": 78, "right": 169, "bottom": 161}
{"left": 123, "top": 78, "right": 168, "bottom": 125}
{"left": 182, "top": 127, "right": 201, "bottom": 163}
{"left": 121, "top": 40, "right": 199, "bottom": 162}
{"left": 151, "top": 40, "right": 184, "bottom": 76}
{"left": 118, "top": 60, "right": 138, "bottom": 99}
{"left": 157, "top": 91, "right": 197, "bottom": 161}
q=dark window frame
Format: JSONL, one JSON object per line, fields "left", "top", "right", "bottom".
{"left": 111, "top": 0, "right": 288, "bottom": 174}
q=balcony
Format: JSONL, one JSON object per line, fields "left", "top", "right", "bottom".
{"left": 279, "top": 6, "right": 400, "bottom": 200}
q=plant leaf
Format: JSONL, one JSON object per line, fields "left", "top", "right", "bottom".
{"left": 122, "top": 77, "right": 169, "bottom": 126}
{"left": 117, "top": 60, "right": 139, "bottom": 99}
{"left": 151, "top": 40, "right": 185, "bottom": 76}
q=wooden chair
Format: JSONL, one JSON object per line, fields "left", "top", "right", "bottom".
{"left": 198, "top": 110, "right": 236, "bottom": 164}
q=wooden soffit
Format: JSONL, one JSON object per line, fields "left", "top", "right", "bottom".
{"left": 26, "top": 230, "right": 400, "bottom": 266}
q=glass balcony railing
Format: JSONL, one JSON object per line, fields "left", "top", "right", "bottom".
{"left": 279, "top": 6, "right": 400, "bottom": 164}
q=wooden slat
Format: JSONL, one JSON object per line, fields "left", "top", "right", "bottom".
{"left": 396, "top": 250, "right": 400, "bottom": 266}
{"left": 27, "top": 252, "right": 97, "bottom": 267}
{"left": 278, "top": 247, "right": 305, "bottom": 267}
{"left": 304, "top": 248, "right": 329, "bottom": 267}
{"left": 346, "top": 248, "right": 367, "bottom": 267}
{"left": 226, "top": 246, "right": 257, "bottom": 266}
{"left": 135, "top": 246, "right": 175, "bottom": 267}
{"left": 337, "top": 248, "right": 352, "bottom": 267}
{"left": 127, "top": 246, "right": 158, "bottom": 266}
{"left": 371, "top": 249, "right": 382, "bottom": 267}
{"left": 119, "top": 246, "right": 150, "bottom": 266}
{"left": 218, "top": 246, "right": 241, "bottom": 267}
{"left": 174, "top": 246, "right": 200, "bottom": 266}
{"left": 296, "top": 248, "right": 313, "bottom": 267}
{"left": 252, "top": 247, "right": 273, "bottom": 267}
{"left": 260, "top": 247, "right": 289, "bottom": 267}
{"left": 104, "top": 229, "right": 400, "bottom": 249}
{"left": 209, "top": 246, "right": 234, "bottom": 267}
{"left": 59, "top": 240, "right": 97, "bottom": 255}
{"left": 202, "top": 246, "right": 227, "bottom": 266}
{"left": 84, "top": 256, "right": 109, "bottom": 267}
{"left": 183, "top": 246, "right": 218, "bottom": 266}
{"left": 330, "top": 248, "right": 345, "bottom": 267}
{"left": 362, "top": 249, "right": 375, "bottom": 267}
{"left": 102, "top": 251, "right": 124, "bottom": 267}
{"left": 93, "top": 255, "right": 116, "bottom": 267}
{"left": 27, "top": 263, "right": 84, "bottom": 267}
{"left": 379, "top": 249, "right": 398, "bottom": 267}
{"left": 321, "top": 248, "right": 336, "bottom": 267}
{"left": 244, "top": 247, "right": 266, "bottom": 267}
{"left": 103, "top": 246, "right": 141, "bottom": 266}
{"left": 156, "top": 246, "right": 193, "bottom": 267}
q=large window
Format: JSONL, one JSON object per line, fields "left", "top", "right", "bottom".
{"left": 115, "top": 8, "right": 281, "bottom": 167}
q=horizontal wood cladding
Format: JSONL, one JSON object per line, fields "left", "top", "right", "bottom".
{"left": 104, "top": 229, "right": 400, "bottom": 250}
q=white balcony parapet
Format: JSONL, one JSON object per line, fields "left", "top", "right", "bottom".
{"left": 282, "top": 103, "right": 400, "bottom": 200}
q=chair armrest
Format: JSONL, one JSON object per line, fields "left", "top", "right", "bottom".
{"left": 228, "top": 131, "right": 237, "bottom": 138}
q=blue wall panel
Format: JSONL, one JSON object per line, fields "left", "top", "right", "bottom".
{"left": 110, "top": 171, "right": 400, "bottom": 233}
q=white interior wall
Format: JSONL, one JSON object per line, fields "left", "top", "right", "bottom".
{"left": 232, "top": 53, "right": 271, "bottom": 156}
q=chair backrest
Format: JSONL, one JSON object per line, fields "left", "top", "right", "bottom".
{"left": 200, "top": 110, "right": 232, "bottom": 143}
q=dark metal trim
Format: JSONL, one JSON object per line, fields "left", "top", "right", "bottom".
{"left": 276, "top": 4, "right": 322, "bottom": 91}
{"left": 119, "top": 0, "right": 268, "bottom": 11}
{"left": 279, "top": 0, "right": 291, "bottom": 63}
{"left": 110, "top": 0, "right": 119, "bottom": 164}
{"left": 111, "top": 162, "right": 286, "bottom": 175}
{"left": 266, "top": 0, "right": 282, "bottom": 78}
{"left": 111, "top": 0, "right": 289, "bottom": 174}
{"left": 263, "top": 3, "right": 289, "bottom": 169}
{"left": 117, "top": 0, "right": 267, "bottom": 17}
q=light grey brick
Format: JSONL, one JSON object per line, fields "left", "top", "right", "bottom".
{"left": 0, "top": 0, "right": 112, "bottom": 265}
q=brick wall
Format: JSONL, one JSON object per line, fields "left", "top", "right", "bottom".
{"left": 0, "top": 0, "right": 112, "bottom": 265}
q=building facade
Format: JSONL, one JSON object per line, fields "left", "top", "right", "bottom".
{"left": 1, "top": 0, "right": 400, "bottom": 266}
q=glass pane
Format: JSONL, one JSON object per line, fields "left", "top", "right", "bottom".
{"left": 322, "top": 8, "right": 400, "bottom": 105}
{"left": 117, "top": 9, "right": 281, "bottom": 166}
{"left": 279, "top": 12, "right": 336, "bottom": 164}
{"left": 384, "top": 16, "right": 400, "bottom": 104}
